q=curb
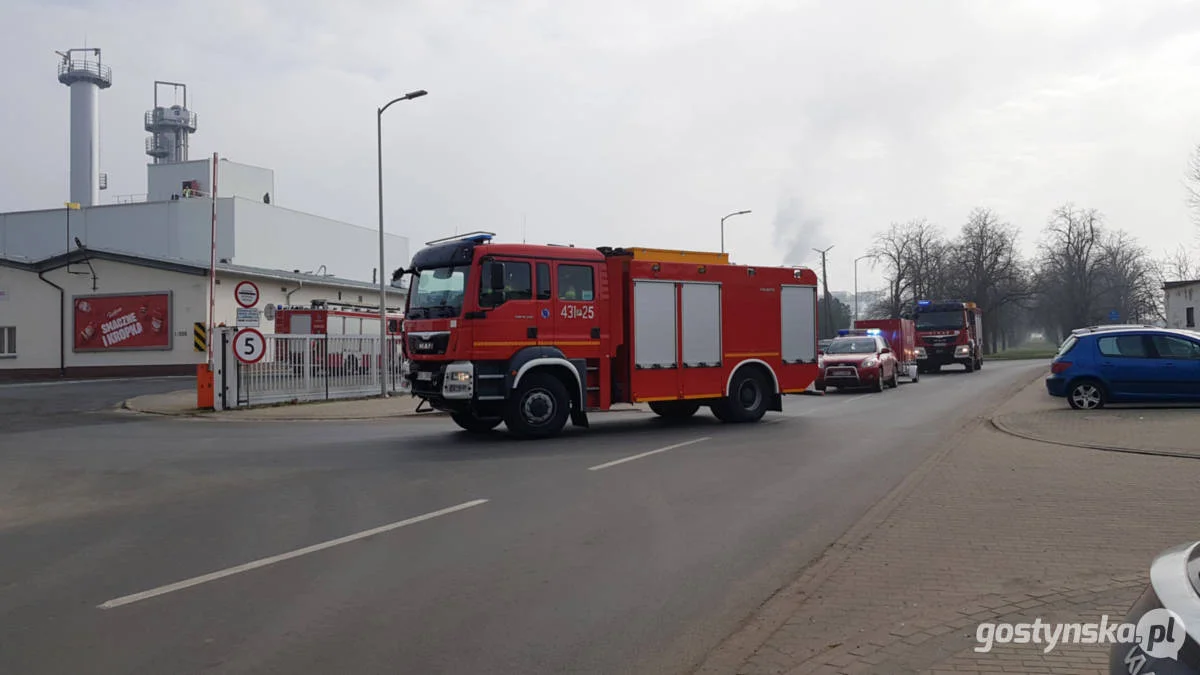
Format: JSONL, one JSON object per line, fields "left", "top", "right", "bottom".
{"left": 691, "top": 367, "right": 1048, "bottom": 675}
{"left": 117, "top": 397, "right": 447, "bottom": 421}
{"left": 988, "top": 415, "right": 1200, "bottom": 462}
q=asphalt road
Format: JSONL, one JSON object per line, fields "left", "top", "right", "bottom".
{"left": 0, "top": 376, "right": 195, "bottom": 433}
{"left": 0, "top": 360, "right": 1046, "bottom": 674}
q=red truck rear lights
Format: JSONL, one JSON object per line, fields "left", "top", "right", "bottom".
{"left": 1051, "top": 361, "right": 1072, "bottom": 374}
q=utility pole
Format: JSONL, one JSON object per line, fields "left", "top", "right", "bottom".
{"left": 813, "top": 245, "right": 834, "bottom": 338}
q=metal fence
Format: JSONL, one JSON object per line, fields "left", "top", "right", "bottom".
{"left": 225, "top": 333, "right": 409, "bottom": 408}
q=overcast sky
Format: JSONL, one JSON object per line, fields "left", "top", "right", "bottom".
{"left": 3, "top": 0, "right": 1200, "bottom": 292}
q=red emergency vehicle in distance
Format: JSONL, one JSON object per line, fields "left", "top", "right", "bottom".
{"left": 273, "top": 301, "right": 404, "bottom": 373}
{"left": 394, "top": 232, "right": 821, "bottom": 438}
{"left": 853, "top": 318, "right": 919, "bottom": 384}
{"left": 913, "top": 300, "right": 984, "bottom": 373}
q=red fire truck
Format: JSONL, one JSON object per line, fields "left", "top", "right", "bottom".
{"left": 913, "top": 300, "right": 984, "bottom": 373}
{"left": 394, "top": 232, "right": 820, "bottom": 438}
{"left": 853, "top": 318, "right": 919, "bottom": 383}
{"left": 273, "top": 301, "right": 405, "bottom": 373}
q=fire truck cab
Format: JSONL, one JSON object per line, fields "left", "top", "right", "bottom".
{"left": 913, "top": 300, "right": 984, "bottom": 373}
{"left": 395, "top": 232, "right": 821, "bottom": 438}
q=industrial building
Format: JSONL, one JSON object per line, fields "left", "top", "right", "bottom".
{"left": 0, "top": 48, "right": 409, "bottom": 380}
{"left": 1164, "top": 279, "right": 1199, "bottom": 330}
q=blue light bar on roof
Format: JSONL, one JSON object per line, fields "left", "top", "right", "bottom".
{"left": 464, "top": 233, "right": 493, "bottom": 243}
{"left": 837, "top": 329, "right": 851, "bottom": 336}
{"left": 917, "top": 300, "right": 931, "bottom": 306}
{"left": 865, "top": 328, "right": 882, "bottom": 335}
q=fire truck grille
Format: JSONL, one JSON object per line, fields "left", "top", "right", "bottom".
{"left": 408, "top": 333, "right": 450, "bottom": 355}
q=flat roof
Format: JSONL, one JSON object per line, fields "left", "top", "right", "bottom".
{"left": 0, "top": 248, "right": 404, "bottom": 294}
{"left": 1163, "top": 279, "right": 1200, "bottom": 290}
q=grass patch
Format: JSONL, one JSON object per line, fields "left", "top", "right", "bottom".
{"left": 988, "top": 341, "right": 1058, "bottom": 361}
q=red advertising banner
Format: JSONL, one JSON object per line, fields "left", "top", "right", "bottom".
{"left": 73, "top": 292, "right": 173, "bottom": 351}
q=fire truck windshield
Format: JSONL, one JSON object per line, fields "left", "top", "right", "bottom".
{"left": 408, "top": 266, "right": 467, "bottom": 319}
{"left": 915, "top": 311, "right": 965, "bottom": 331}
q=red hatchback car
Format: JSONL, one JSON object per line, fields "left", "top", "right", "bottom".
{"left": 815, "top": 331, "right": 899, "bottom": 392}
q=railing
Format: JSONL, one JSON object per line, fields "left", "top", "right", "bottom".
{"left": 145, "top": 108, "right": 198, "bottom": 130}
{"left": 224, "top": 333, "right": 409, "bottom": 408}
{"left": 58, "top": 58, "right": 112, "bottom": 86}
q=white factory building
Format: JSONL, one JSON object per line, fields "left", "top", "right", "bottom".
{"left": 1164, "top": 279, "right": 1199, "bottom": 331}
{"left": 0, "top": 49, "right": 409, "bottom": 380}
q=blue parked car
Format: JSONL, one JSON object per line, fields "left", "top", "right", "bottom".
{"left": 1046, "top": 326, "right": 1200, "bottom": 409}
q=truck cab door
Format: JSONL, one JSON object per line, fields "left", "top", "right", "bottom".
{"left": 552, "top": 261, "right": 602, "bottom": 359}
{"left": 475, "top": 258, "right": 537, "bottom": 360}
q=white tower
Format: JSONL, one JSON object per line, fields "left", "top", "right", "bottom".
{"left": 57, "top": 48, "right": 112, "bottom": 207}
{"left": 145, "top": 81, "right": 197, "bottom": 164}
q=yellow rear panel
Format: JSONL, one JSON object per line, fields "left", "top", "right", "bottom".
{"left": 628, "top": 247, "right": 730, "bottom": 264}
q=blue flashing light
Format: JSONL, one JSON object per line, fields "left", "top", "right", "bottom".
{"left": 917, "top": 300, "right": 931, "bottom": 306}
{"left": 865, "top": 328, "right": 882, "bottom": 335}
{"left": 837, "top": 329, "right": 851, "bottom": 336}
{"left": 464, "top": 233, "right": 493, "bottom": 244}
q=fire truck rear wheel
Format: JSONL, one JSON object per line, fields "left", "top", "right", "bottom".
{"left": 649, "top": 401, "right": 701, "bottom": 419}
{"left": 505, "top": 371, "right": 571, "bottom": 439}
{"left": 451, "top": 412, "right": 502, "bottom": 433}
{"left": 715, "top": 368, "right": 769, "bottom": 423}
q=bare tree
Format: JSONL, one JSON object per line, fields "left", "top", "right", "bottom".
{"left": 867, "top": 219, "right": 949, "bottom": 317}
{"left": 1186, "top": 144, "right": 1200, "bottom": 224}
{"left": 1095, "top": 231, "right": 1162, "bottom": 324}
{"left": 944, "top": 208, "right": 1031, "bottom": 353}
{"left": 1032, "top": 204, "right": 1106, "bottom": 338}
{"left": 1162, "top": 244, "right": 1197, "bottom": 281}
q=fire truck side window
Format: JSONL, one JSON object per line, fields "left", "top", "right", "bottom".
{"left": 536, "top": 263, "right": 552, "bottom": 300}
{"left": 558, "top": 264, "right": 594, "bottom": 301}
{"left": 480, "top": 260, "right": 532, "bottom": 307}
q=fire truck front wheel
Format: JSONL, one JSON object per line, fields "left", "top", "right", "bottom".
{"left": 505, "top": 371, "right": 571, "bottom": 439}
{"left": 451, "top": 413, "right": 503, "bottom": 433}
{"left": 712, "top": 368, "right": 770, "bottom": 423}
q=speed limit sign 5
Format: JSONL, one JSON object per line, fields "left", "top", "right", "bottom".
{"left": 234, "top": 328, "right": 267, "bottom": 364}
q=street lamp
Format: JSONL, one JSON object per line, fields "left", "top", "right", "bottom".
{"left": 720, "top": 210, "right": 751, "bottom": 254}
{"left": 377, "top": 89, "right": 427, "bottom": 398}
{"left": 853, "top": 254, "right": 873, "bottom": 321}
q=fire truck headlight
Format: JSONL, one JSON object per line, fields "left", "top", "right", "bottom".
{"left": 955, "top": 345, "right": 970, "bottom": 357}
{"left": 442, "top": 362, "right": 474, "bottom": 399}
{"left": 915, "top": 347, "right": 927, "bottom": 359}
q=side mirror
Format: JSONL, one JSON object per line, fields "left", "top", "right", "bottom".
{"left": 391, "top": 267, "right": 406, "bottom": 282}
{"left": 880, "top": 347, "right": 891, "bottom": 354}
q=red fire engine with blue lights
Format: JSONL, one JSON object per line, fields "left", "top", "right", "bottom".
{"left": 392, "top": 232, "right": 821, "bottom": 438}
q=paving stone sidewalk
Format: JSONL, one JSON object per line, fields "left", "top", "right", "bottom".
{"left": 698, "top": 372, "right": 1200, "bottom": 674}
{"left": 993, "top": 403, "right": 1200, "bottom": 458}
{"left": 121, "top": 389, "right": 651, "bottom": 421}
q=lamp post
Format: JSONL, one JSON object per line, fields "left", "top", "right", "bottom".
{"left": 853, "top": 254, "right": 873, "bottom": 321}
{"left": 377, "top": 89, "right": 427, "bottom": 398}
{"left": 720, "top": 210, "right": 751, "bottom": 254}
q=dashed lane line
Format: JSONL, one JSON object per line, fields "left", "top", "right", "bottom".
{"left": 587, "top": 437, "right": 712, "bottom": 471}
{"left": 97, "top": 498, "right": 490, "bottom": 610}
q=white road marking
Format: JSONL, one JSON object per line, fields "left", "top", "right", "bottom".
{"left": 97, "top": 499, "right": 489, "bottom": 610}
{"left": 588, "top": 437, "right": 711, "bottom": 471}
